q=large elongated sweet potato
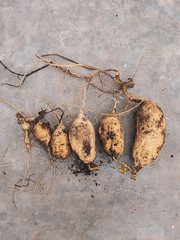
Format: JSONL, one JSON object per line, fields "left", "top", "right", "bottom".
{"left": 133, "top": 100, "right": 166, "bottom": 172}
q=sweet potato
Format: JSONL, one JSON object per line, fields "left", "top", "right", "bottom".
{"left": 98, "top": 109, "right": 124, "bottom": 157}
{"left": 32, "top": 120, "right": 56, "bottom": 199}
{"left": 133, "top": 100, "right": 166, "bottom": 172}
{"left": 32, "top": 121, "right": 51, "bottom": 147}
{"left": 69, "top": 109, "right": 99, "bottom": 170}
{"left": 51, "top": 120, "right": 71, "bottom": 159}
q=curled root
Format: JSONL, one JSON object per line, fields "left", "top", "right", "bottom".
{"left": 45, "top": 147, "right": 56, "bottom": 199}
{"left": 32, "top": 148, "right": 55, "bottom": 202}
{"left": 21, "top": 151, "right": 31, "bottom": 190}
{"left": 32, "top": 163, "right": 51, "bottom": 203}
{"left": 113, "top": 156, "right": 137, "bottom": 180}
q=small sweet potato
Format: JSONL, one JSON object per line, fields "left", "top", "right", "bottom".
{"left": 133, "top": 100, "right": 166, "bottom": 172}
{"left": 69, "top": 109, "right": 96, "bottom": 165}
{"left": 98, "top": 110, "right": 124, "bottom": 157}
{"left": 51, "top": 121, "right": 71, "bottom": 159}
{"left": 32, "top": 121, "right": 52, "bottom": 147}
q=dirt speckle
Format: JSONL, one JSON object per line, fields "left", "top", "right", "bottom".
{"left": 157, "top": 114, "right": 164, "bottom": 128}
{"left": 82, "top": 140, "right": 91, "bottom": 156}
{"left": 62, "top": 128, "right": 67, "bottom": 133}
{"left": 94, "top": 180, "right": 100, "bottom": 186}
{"left": 107, "top": 131, "right": 116, "bottom": 140}
{"left": 41, "top": 122, "right": 50, "bottom": 129}
{"left": 109, "top": 144, "right": 117, "bottom": 156}
{"left": 135, "top": 162, "right": 142, "bottom": 172}
{"left": 161, "top": 131, "right": 166, "bottom": 137}
{"left": 68, "top": 158, "right": 91, "bottom": 176}
{"left": 143, "top": 130, "right": 152, "bottom": 135}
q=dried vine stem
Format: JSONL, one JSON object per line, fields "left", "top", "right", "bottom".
{"left": 1, "top": 57, "right": 123, "bottom": 93}
{"left": 37, "top": 54, "right": 134, "bottom": 90}
{"left": 36, "top": 55, "right": 122, "bottom": 94}
{"left": 0, "top": 99, "right": 25, "bottom": 116}
{"left": 54, "top": 100, "right": 144, "bottom": 117}
{"left": 122, "top": 79, "right": 146, "bottom": 103}
{"left": 1, "top": 53, "right": 134, "bottom": 93}
{"left": 40, "top": 54, "right": 121, "bottom": 78}
{"left": 1, "top": 61, "right": 49, "bottom": 87}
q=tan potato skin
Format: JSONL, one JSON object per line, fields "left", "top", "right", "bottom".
{"left": 33, "top": 121, "right": 51, "bottom": 146}
{"left": 51, "top": 121, "right": 71, "bottom": 159}
{"left": 69, "top": 109, "right": 96, "bottom": 164}
{"left": 98, "top": 112, "right": 124, "bottom": 157}
{"left": 133, "top": 100, "right": 166, "bottom": 172}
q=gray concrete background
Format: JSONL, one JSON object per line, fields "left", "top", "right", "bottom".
{"left": 0, "top": 1, "right": 180, "bottom": 239}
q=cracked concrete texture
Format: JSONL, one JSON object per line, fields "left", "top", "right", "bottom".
{"left": 0, "top": 1, "right": 179, "bottom": 239}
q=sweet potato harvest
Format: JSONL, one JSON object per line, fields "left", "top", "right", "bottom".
{"left": 0, "top": 52, "right": 167, "bottom": 190}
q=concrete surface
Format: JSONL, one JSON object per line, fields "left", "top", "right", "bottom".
{"left": 0, "top": 1, "right": 180, "bottom": 240}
